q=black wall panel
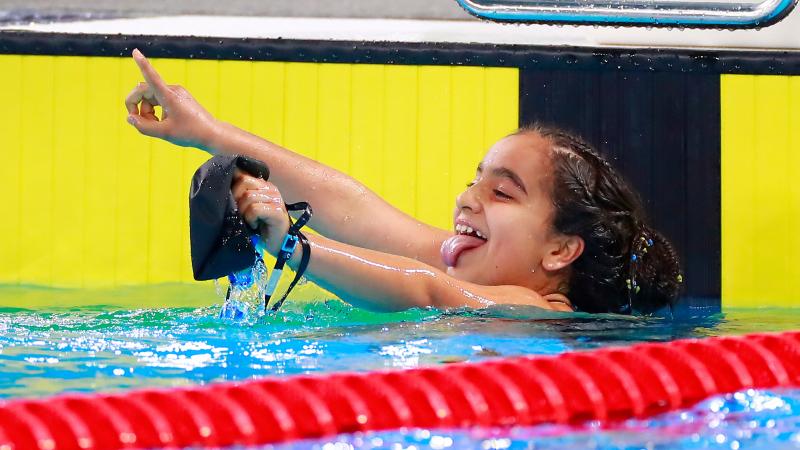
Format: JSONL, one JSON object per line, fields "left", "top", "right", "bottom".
{"left": 520, "top": 69, "right": 721, "bottom": 312}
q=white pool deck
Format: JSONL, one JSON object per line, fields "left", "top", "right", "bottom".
{"left": 2, "top": 15, "right": 799, "bottom": 51}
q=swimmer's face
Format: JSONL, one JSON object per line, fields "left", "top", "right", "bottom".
{"left": 442, "top": 133, "right": 579, "bottom": 289}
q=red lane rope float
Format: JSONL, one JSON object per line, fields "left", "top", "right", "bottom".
{"left": 1, "top": 331, "right": 798, "bottom": 450}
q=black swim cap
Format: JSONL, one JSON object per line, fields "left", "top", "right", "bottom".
{"left": 189, "top": 155, "right": 270, "bottom": 280}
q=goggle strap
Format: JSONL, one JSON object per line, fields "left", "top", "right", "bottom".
{"left": 264, "top": 201, "right": 313, "bottom": 312}
{"left": 266, "top": 231, "right": 310, "bottom": 312}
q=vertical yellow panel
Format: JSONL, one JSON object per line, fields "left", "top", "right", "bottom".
{"left": 350, "top": 64, "right": 384, "bottom": 194}
{"left": 721, "top": 74, "right": 800, "bottom": 307}
{"left": 186, "top": 59, "right": 220, "bottom": 117}
{"left": 0, "top": 56, "right": 22, "bottom": 284}
{"left": 19, "top": 56, "right": 55, "bottom": 285}
{"left": 754, "top": 76, "right": 791, "bottom": 301}
{"left": 721, "top": 75, "right": 756, "bottom": 304}
{"left": 788, "top": 77, "right": 800, "bottom": 294}
{"left": 451, "top": 67, "right": 486, "bottom": 219}
{"left": 417, "top": 66, "right": 452, "bottom": 228}
{"left": 484, "top": 67, "right": 519, "bottom": 149}
{"left": 147, "top": 58, "right": 187, "bottom": 283}
{"left": 52, "top": 57, "right": 88, "bottom": 286}
{"left": 317, "top": 64, "right": 352, "bottom": 173}
{"left": 116, "top": 57, "right": 153, "bottom": 285}
{"left": 251, "top": 62, "right": 286, "bottom": 146}
{"left": 284, "top": 63, "right": 319, "bottom": 159}
{"left": 383, "top": 65, "right": 418, "bottom": 216}
{"left": 219, "top": 60, "right": 253, "bottom": 131}
{"left": 83, "top": 57, "right": 120, "bottom": 286}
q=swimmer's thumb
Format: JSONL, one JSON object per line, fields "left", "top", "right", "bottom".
{"left": 127, "top": 114, "right": 167, "bottom": 138}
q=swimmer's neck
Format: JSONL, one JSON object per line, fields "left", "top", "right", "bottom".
{"left": 531, "top": 269, "right": 574, "bottom": 311}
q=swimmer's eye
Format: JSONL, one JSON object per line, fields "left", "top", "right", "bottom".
{"left": 494, "top": 189, "right": 512, "bottom": 200}
{"left": 466, "top": 181, "right": 476, "bottom": 188}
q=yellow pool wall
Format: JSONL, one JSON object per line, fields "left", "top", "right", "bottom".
{"left": 0, "top": 55, "right": 518, "bottom": 290}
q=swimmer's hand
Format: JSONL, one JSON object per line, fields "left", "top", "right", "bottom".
{"left": 233, "top": 171, "right": 291, "bottom": 257}
{"left": 125, "top": 49, "right": 220, "bottom": 152}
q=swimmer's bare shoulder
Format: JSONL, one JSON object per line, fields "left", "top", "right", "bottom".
{"left": 495, "top": 286, "right": 574, "bottom": 312}
{"left": 433, "top": 279, "right": 574, "bottom": 312}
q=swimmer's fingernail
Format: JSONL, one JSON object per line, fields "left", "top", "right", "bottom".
{"left": 127, "top": 115, "right": 137, "bottom": 126}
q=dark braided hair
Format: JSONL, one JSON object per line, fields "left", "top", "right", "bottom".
{"left": 516, "top": 124, "right": 683, "bottom": 314}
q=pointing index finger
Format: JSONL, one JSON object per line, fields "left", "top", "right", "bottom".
{"left": 132, "top": 48, "right": 170, "bottom": 101}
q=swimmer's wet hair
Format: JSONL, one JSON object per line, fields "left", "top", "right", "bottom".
{"left": 515, "top": 124, "right": 683, "bottom": 315}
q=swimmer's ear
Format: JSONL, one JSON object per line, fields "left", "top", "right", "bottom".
{"left": 542, "top": 235, "right": 584, "bottom": 272}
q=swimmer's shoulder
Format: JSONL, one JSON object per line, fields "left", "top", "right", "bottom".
{"left": 541, "top": 292, "right": 575, "bottom": 312}
{"left": 474, "top": 284, "right": 574, "bottom": 312}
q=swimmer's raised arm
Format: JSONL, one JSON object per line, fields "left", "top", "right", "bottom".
{"left": 125, "top": 49, "right": 450, "bottom": 270}
{"left": 235, "top": 173, "right": 557, "bottom": 312}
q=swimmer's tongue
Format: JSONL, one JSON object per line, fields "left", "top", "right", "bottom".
{"left": 440, "top": 234, "right": 486, "bottom": 268}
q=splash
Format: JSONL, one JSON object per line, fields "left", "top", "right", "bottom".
{"left": 217, "top": 244, "right": 269, "bottom": 323}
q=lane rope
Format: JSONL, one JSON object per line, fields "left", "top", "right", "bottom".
{"left": 0, "top": 331, "right": 797, "bottom": 449}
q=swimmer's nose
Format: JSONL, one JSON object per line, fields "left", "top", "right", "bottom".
{"left": 456, "top": 182, "right": 483, "bottom": 214}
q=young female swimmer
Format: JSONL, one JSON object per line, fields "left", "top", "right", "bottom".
{"left": 125, "top": 49, "right": 682, "bottom": 314}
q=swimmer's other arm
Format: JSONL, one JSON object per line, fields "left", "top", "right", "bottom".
{"left": 125, "top": 49, "right": 450, "bottom": 270}
{"left": 289, "top": 233, "right": 552, "bottom": 312}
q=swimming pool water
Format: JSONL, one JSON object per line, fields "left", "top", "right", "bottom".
{"left": 1, "top": 284, "right": 799, "bottom": 449}
{"left": 0, "top": 284, "right": 798, "bottom": 400}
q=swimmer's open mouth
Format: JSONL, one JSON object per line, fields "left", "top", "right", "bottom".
{"left": 455, "top": 223, "right": 487, "bottom": 240}
{"left": 441, "top": 221, "right": 488, "bottom": 268}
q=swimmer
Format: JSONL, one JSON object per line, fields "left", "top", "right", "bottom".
{"left": 125, "top": 49, "right": 682, "bottom": 314}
